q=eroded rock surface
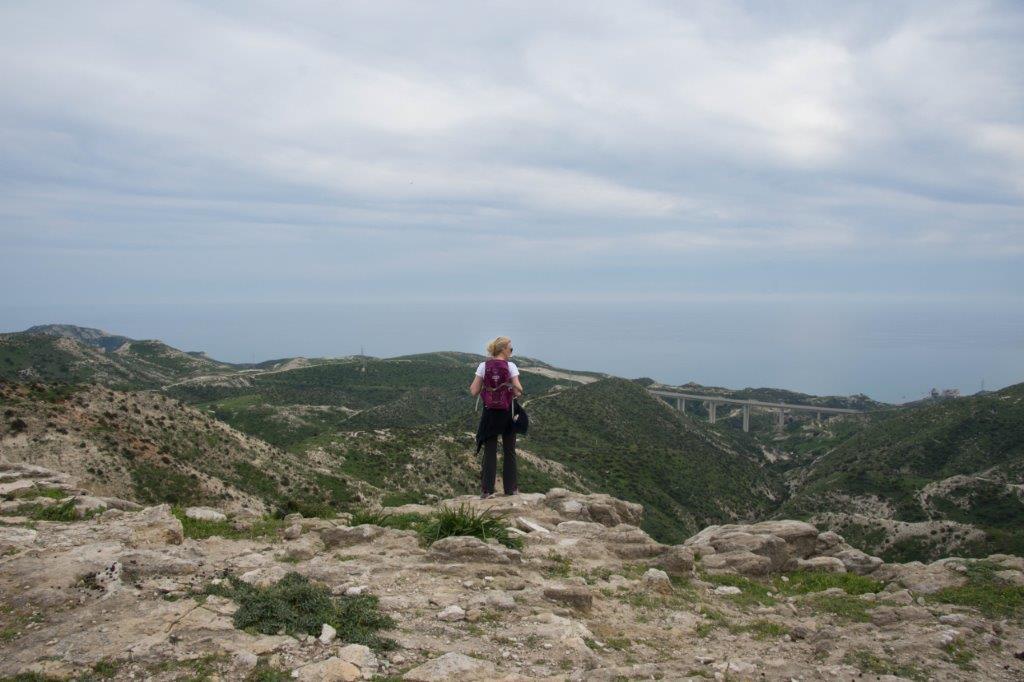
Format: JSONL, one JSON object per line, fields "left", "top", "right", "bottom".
{"left": 1, "top": 463, "right": 1022, "bottom": 681}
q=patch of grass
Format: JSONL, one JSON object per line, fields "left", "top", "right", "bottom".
{"left": 701, "top": 572, "right": 776, "bottom": 608}
{"left": 1, "top": 498, "right": 102, "bottom": 522}
{"left": 416, "top": 504, "right": 521, "bottom": 549}
{"left": 941, "top": 638, "right": 976, "bottom": 670}
{"left": 8, "top": 486, "right": 67, "bottom": 501}
{"left": 72, "top": 658, "right": 122, "bottom": 681}
{"left": 171, "top": 507, "right": 284, "bottom": 541}
{"left": 31, "top": 499, "right": 79, "bottom": 521}
{"left": 202, "top": 572, "right": 395, "bottom": 651}
{"left": 773, "top": 570, "right": 883, "bottom": 596}
{"left": 542, "top": 552, "right": 573, "bottom": 579}
{"left": 737, "top": 619, "right": 789, "bottom": 640}
{"left": 350, "top": 509, "right": 427, "bottom": 531}
{"left": 929, "top": 560, "right": 1024, "bottom": 619}
{"left": 841, "top": 649, "right": 928, "bottom": 681}
{"left": 807, "top": 593, "right": 872, "bottom": 622}
{"left": 696, "top": 605, "right": 731, "bottom": 637}
{"left": 619, "top": 563, "right": 648, "bottom": 580}
{"left": 603, "top": 636, "right": 632, "bottom": 650}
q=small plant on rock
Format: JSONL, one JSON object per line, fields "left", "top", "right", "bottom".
{"left": 416, "top": 504, "right": 521, "bottom": 549}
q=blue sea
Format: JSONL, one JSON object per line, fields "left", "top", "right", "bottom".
{"left": 2, "top": 300, "right": 1022, "bottom": 404}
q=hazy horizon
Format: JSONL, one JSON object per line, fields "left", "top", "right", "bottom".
{"left": 3, "top": 297, "right": 1021, "bottom": 404}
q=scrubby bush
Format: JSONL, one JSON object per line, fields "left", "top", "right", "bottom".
{"left": 203, "top": 572, "right": 395, "bottom": 651}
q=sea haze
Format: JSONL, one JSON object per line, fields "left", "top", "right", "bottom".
{"left": 2, "top": 299, "right": 1021, "bottom": 404}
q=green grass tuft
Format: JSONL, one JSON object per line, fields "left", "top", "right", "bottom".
{"left": 416, "top": 504, "right": 521, "bottom": 549}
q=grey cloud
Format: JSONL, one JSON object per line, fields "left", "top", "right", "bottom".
{"left": 0, "top": 0, "right": 1022, "bottom": 304}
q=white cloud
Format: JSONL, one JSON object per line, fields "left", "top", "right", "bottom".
{"left": 0, "top": 0, "right": 1022, "bottom": 304}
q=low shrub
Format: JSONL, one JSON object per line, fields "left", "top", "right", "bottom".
{"left": 202, "top": 572, "right": 395, "bottom": 651}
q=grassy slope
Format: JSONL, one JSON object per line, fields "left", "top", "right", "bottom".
{"left": 782, "top": 382, "right": 1024, "bottom": 557}
{"left": 176, "top": 354, "right": 574, "bottom": 449}
{"left": 519, "top": 378, "right": 784, "bottom": 544}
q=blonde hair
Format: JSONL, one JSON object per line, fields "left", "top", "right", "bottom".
{"left": 486, "top": 336, "right": 511, "bottom": 357}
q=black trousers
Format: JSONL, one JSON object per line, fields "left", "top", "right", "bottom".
{"left": 481, "top": 431, "right": 517, "bottom": 495}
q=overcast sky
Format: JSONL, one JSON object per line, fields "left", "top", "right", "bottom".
{"left": 1, "top": 0, "right": 1022, "bottom": 308}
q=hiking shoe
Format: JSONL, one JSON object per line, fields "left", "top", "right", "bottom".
{"left": 480, "top": 492, "right": 496, "bottom": 500}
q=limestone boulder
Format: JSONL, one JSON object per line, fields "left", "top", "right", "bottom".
{"left": 125, "top": 504, "right": 183, "bottom": 547}
{"left": 707, "top": 531, "right": 790, "bottom": 571}
{"left": 184, "top": 506, "right": 227, "bottom": 523}
{"left": 544, "top": 488, "right": 644, "bottom": 527}
{"left": 319, "top": 524, "right": 386, "bottom": 548}
{"left": 275, "top": 533, "right": 325, "bottom": 562}
{"left": 656, "top": 545, "right": 696, "bottom": 576}
{"left": 543, "top": 585, "right": 594, "bottom": 612}
{"left": 795, "top": 556, "right": 846, "bottom": 573}
{"left": 402, "top": 652, "right": 498, "bottom": 682}
{"left": 427, "top": 535, "right": 521, "bottom": 564}
{"left": 701, "top": 550, "right": 772, "bottom": 576}
{"left": 872, "top": 560, "right": 968, "bottom": 594}
{"left": 292, "top": 657, "right": 360, "bottom": 682}
{"left": 642, "top": 567, "right": 673, "bottom": 594}
{"left": 834, "top": 548, "right": 883, "bottom": 575}
{"left": 745, "top": 520, "right": 820, "bottom": 558}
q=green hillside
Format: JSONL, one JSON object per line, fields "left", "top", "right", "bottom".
{"left": 178, "top": 353, "right": 577, "bottom": 449}
{"left": 519, "top": 378, "right": 784, "bottom": 544}
{"left": 783, "top": 382, "right": 1024, "bottom": 558}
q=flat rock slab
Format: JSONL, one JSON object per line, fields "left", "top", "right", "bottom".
{"left": 402, "top": 652, "right": 498, "bottom": 682}
{"left": 292, "top": 656, "right": 360, "bottom": 682}
{"left": 543, "top": 585, "right": 593, "bottom": 612}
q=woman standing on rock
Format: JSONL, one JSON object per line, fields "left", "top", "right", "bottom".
{"left": 470, "top": 336, "right": 524, "bottom": 499}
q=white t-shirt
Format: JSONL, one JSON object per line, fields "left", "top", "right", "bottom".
{"left": 476, "top": 360, "right": 519, "bottom": 379}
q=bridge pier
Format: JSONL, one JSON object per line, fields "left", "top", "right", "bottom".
{"left": 677, "top": 398, "right": 686, "bottom": 412}
{"left": 708, "top": 401, "right": 717, "bottom": 424}
{"left": 742, "top": 404, "right": 750, "bottom": 432}
{"left": 775, "top": 409, "right": 785, "bottom": 432}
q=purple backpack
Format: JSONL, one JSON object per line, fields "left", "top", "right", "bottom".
{"left": 481, "top": 359, "right": 514, "bottom": 410}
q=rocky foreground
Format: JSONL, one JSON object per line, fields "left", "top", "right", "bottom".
{"left": 1, "top": 462, "right": 1023, "bottom": 681}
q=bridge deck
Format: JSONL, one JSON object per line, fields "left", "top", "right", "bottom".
{"left": 647, "top": 389, "right": 863, "bottom": 415}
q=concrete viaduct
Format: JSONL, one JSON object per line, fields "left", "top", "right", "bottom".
{"left": 647, "top": 389, "right": 864, "bottom": 433}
